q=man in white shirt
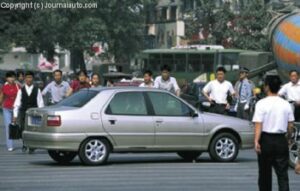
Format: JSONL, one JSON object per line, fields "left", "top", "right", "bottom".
{"left": 154, "top": 65, "right": 180, "bottom": 96}
{"left": 278, "top": 70, "right": 300, "bottom": 122}
{"left": 42, "top": 69, "right": 70, "bottom": 105}
{"left": 13, "top": 71, "right": 44, "bottom": 152}
{"left": 139, "top": 70, "right": 154, "bottom": 88}
{"left": 253, "top": 75, "right": 294, "bottom": 191}
{"left": 203, "top": 67, "right": 235, "bottom": 115}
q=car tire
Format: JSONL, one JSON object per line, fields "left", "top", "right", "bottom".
{"left": 209, "top": 133, "right": 239, "bottom": 162}
{"left": 79, "top": 138, "right": 110, "bottom": 166}
{"left": 289, "top": 142, "right": 299, "bottom": 168}
{"left": 48, "top": 150, "right": 77, "bottom": 164}
{"left": 177, "top": 151, "right": 202, "bottom": 161}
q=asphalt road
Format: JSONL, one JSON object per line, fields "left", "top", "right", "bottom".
{"left": 0, "top": 114, "right": 299, "bottom": 191}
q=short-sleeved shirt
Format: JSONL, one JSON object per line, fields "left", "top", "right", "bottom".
{"left": 70, "top": 80, "right": 91, "bottom": 93}
{"left": 42, "top": 81, "right": 70, "bottom": 103}
{"left": 252, "top": 96, "right": 294, "bottom": 133}
{"left": 278, "top": 80, "right": 300, "bottom": 102}
{"left": 203, "top": 80, "right": 235, "bottom": 104}
{"left": 154, "top": 76, "right": 180, "bottom": 94}
{"left": 234, "top": 79, "right": 253, "bottom": 104}
{"left": 139, "top": 82, "right": 154, "bottom": 88}
{"left": 2, "top": 83, "right": 20, "bottom": 109}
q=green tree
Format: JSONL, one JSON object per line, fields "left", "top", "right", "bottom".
{"left": 232, "top": 0, "right": 271, "bottom": 51}
{"left": 183, "top": 0, "right": 271, "bottom": 50}
{"left": 0, "top": 0, "right": 147, "bottom": 71}
{"left": 184, "top": 0, "right": 234, "bottom": 45}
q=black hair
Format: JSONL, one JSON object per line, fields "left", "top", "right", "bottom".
{"left": 6, "top": 71, "right": 16, "bottom": 78}
{"left": 25, "top": 71, "right": 35, "bottom": 77}
{"left": 91, "top": 73, "right": 100, "bottom": 78}
{"left": 143, "top": 70, "right": 153, "bottom": 76}
{"left": 78, "top": 70, "right": 87, "bottom": 77}
{"left": 16, "top": 71, "right": 24, "bottom": 77}
{"left": 264, "top": 75, "right": 282, "bottom": 94}
{"left": 289, "top": 70, "right": 299, "bottom": 76}
{"left": 53, "top": 69, "right": 62, "bottom": 75}
{"left": 216, "top": 66, "right": 227, "bottom": 74}
{"left": 160, "top": 65, "right": 171, "bottom": 72}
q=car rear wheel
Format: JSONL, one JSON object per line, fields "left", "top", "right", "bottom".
{"left": 48, "top": 150, "right": 77, "bottom": 164}
{"left": 289, "top": 142, "right": 299, "bottom": 168}
{"left": 177, "top": 151, "right": 202, "bottom": 161}
{"left": 209, "top": 133, "right": 239, "bottom": 162}
{"left": 79, "top": 138, "right": 110, "bottom": 165}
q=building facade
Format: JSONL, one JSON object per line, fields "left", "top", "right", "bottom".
{"left": 144, "top": 0, "right": 269, "bottom": 49}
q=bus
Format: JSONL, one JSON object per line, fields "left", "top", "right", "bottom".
{"left": 136, "top": 48, "right": 272, "bottom": 83}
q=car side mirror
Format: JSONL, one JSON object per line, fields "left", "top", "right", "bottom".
{"left": 190, "top": 110, "right": 199, "bottom": 118}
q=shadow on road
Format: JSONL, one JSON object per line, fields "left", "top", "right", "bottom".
{"left": 27, "top": 153, "right": 257, "bottom": 167}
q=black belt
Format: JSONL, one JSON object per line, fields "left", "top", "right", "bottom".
{"left": 262, "top": 132, "right": 286, "bottom": 136}
{"left": 211, "top": 102, "right": 226, "bottom": 107}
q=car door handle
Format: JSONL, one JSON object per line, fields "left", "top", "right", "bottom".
{"left": 155, "top": 120, "right": 164, "bottom": 123}
{"left": 108, "top": 119, "right": 116, "bottom": 125}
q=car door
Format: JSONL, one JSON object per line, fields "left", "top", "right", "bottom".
{"left": 101, "top": 91, "right": 155, "bottom": 149}
{"left": 146, "top": 92, "right": 204, "bottom": 149}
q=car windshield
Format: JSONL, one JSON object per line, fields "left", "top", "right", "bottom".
{"left": 56, "top": 90, "right": 99, "bottom": 107}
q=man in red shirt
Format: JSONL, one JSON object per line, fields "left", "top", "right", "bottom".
{"left": 67, "top": 70, "right": 90, "bottom": 96}
{"left": 0, "top": 71, "right": 20, "bottom": 151}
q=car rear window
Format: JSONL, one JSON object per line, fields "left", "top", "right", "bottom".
{"left": 56, "top": 90, "right": 99, "bottom": 107}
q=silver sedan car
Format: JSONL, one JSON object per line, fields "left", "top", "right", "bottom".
{"left": 23, "top": 87, "right": 254, "bottom": 165}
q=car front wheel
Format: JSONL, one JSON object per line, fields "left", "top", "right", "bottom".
{"left": 79, "top": 138, "right": 110, "bottom": 165}
{"left": 48, "top": 150, "right": 77, "bottom": 164}
{"left": 209, "top": 133, "right": 239, "bottom": 162}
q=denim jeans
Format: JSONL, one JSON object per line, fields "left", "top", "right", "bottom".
{"left": 2, "top": 108, "right": 13, "bottom": 149}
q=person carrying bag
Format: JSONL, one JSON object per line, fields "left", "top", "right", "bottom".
{"left": 8, "top": 122, "right": 21, "bottom": 140}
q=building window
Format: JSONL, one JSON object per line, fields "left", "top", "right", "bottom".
{"left": 161, "top": 7, "right": 168, "bottom": 21}
{"left": 170, "top": 6, "right": 177, "bottom": 21}
{"left": 183, "top": 0, "right": 195, "bottom": 11}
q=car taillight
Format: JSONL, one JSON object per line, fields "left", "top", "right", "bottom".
{"left": 47, "top": 115, "right": 61, "bottom": 126}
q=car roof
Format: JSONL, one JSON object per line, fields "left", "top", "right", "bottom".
{"left": 84, "top": 86, "right": 171, "bottom": 93}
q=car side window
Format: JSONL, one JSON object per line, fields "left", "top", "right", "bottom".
{"left": 148, "top": 92, "right": 191, "bottom": 116}
{"left": 106, "top": 92, "right": 147, "bottom": 115}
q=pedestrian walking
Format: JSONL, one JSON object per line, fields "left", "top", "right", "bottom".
{"left": 202, "top": 66, "right": 235, "bottom": 115}
{"left": 154, "top": 65, "right": 180, "bottom": 96}
{"left": 278, "top": 70, "right": 300, "bottom": 122}
{"left": 42, "top": 69, "right": 70, "bottom": 105}
{"left": 13, "top": 71, "right": 44, "bottom": 152}
{"left": 91, "top": 73, "right": 101, "bottom": 87}
{"left": 234, "top": 67, "right": 253, "bottom": 120}
{"left": 67, "top": 70, "right": 91, "bottom": 96}
{"left": 0, "top": 71, "right": 21, "bottom": 151}
{"left": 16, "top": 71, "right": 24, "bottom": 87}
{"left": 139, "top": 70, "right": 154, "bottom": 88}
{"left": 253, "top": 75, "right": 294, "bottom": 191}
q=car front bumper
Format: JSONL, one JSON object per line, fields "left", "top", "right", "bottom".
{"left": 23, "top": 131, "right": 87, "bottom": 151}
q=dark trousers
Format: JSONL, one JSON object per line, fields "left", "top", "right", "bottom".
{"left": 258, "top": 133, "right": 289, "bottom": 191}
{"left": 19, "top": 110, "right": 26, "bottom": 134}
{"left": 209, "top": 103, "right": 228, "bottom": 115}
{"left": 236, "top": 102, "right": 249, "bottom": 120}
{"left": 294, "top": 105, "right": 300, "bottom": 122}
